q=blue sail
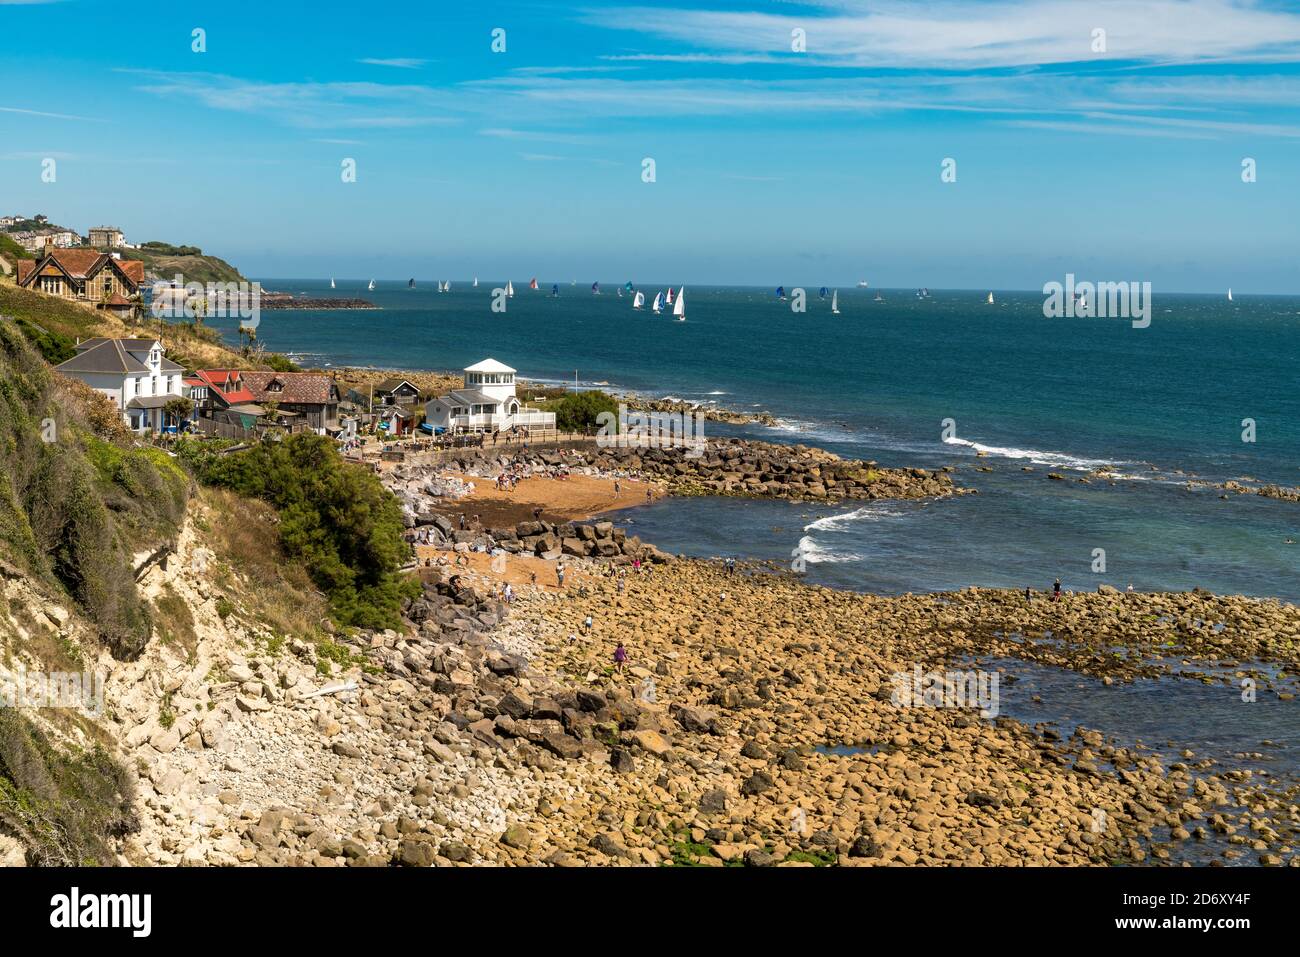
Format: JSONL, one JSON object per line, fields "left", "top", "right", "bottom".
{"left": 775, "top": 286, "right": 785, "bottom": 298}
{"left": 819, "top": 286, "right": 827, "bottom": 298}
{"left": 551, "top": 284, "right": 559, "bottom": 296}
{"left": 624, "top": 281, "right": 634, "bottom": 292}
{"left": 592, "top": 282, "right": 600, "bottom": 293}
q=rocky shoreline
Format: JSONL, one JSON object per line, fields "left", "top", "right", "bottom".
{"left": 103, "top": 507, "right": 1299, "bottom": 868}
{"left": 415, "top": 437, "right": 967, "bottom": 505}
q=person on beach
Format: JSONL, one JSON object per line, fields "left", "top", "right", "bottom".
{"left": 1024, "top": 586, "right": 1032, "bottom": 603}
{"left": 646, "top": 488, "right": 653, "bottom": 503}
{"left": 533, "top": 506, "right": 544, "bottom": 522}
{"left": 582, "top": 614, "right": 593, "bottom": 634}
{"left": 613, "top": 479, "right": 621, "bottom": 498}
{"left": 1052, "top": 578, "right": 1061, "bottom": 602}
{"left": 556, "top": 562, "right": 566, "bottom": 587}
{"left": 725, "top": 557, "right": 736, "bottom": 575}
{"left": 503, "top": 583, "right": 514, "bottom": 604}
{"left": 458, "top": 513, "right": 466, "bottom": 530}
{"left": 613, "top": 642, "right": 627, "bottom": 673}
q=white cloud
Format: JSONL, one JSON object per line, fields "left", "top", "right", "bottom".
{"left": 583, "top": 0, "right": 1300, "bottom": 69}
{"left": 357, "top": 58, "right": 429, "bottom": 69}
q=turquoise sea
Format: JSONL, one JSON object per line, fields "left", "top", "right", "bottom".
{"left": 215, "top": 280, "right": 1300, "bottom": 603}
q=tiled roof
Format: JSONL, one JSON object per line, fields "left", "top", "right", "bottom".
{"left": 15, "top": 249, "right": 144, "bottom": 287}
{"left": 193, "top": 369, "right": 256, "bottom": 405}
{"left": 240, "top": 371, "right": 337, "bottom": 406}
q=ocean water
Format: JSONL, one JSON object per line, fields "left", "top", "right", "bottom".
{"left": 216, "top": 281, "right": 1300, "bottom": 602}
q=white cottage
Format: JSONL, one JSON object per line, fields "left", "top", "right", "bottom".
{"left": 424, "top": 358, "right": 556, "bottom": 434}
{"left": 55, "top": 337, "right": 187, "bottom": 433}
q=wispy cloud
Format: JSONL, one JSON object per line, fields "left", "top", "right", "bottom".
{"left": 583, "top": 0, "right": 1300, "bottom": 69}
{"left": 121, "top": 70, "right": 458, "bottom": 129}
{"left": 357, "top": 58, "right": 430, "bottom": 69}
{"left": 0, "top": 105, "right": 98, "bottom": 121}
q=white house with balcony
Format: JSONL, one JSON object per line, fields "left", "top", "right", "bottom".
{"left": 423, "top": 358, "right": 556, "bottom": 434}
{"left": 54, "top": 337, "right": 187, "bottom": 434}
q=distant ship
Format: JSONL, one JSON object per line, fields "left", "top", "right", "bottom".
{"left": 506, "top": 280, "right": 514, "bottom": 298}
{"left": 1228, "top": 288, "right": 1234, "bottom": 302}
{"left": 624, "top": 281, "right": 634, "bottom": 294}
{"left": 819, "top": 286, "right": 828, "bottom": 300}
{"left": 986, "top": 292, "right": 994, "bottom": 305}
{"left": 330, "top": 278, "right": 336, "bottom": 289}
{"left": 673, "top": 286, "right": 686, "bottom": 321}
{"left": 551, "top": 284, "right": 559, "bottom": 297}
{"left": 831, "top": 290, "right": 839, "bottom": 315}
{"left": 529, "top": 277, "right": 538, "bottom": 290}
{"left": 874, "top": 292, "right": 884, "bottom": 301}
{"left": 775, "top": 285, "right": 786, "bottom": 301}
{"left": 473, "top": 277, "right": 478, "bottom": 287}
{"left": 857, "top": 280, "right": 869, "bottom": 288}
{"left": 592, "top": 281, "right": 601, "bottom": 295}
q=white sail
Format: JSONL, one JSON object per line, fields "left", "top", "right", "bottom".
{"left": 506, "top": 280, "right": 514, "bottom": 297}
{"left": 673, "top": 286, "right": 686, "bottom": 320}
{"left": 368, "top": 279, "right": 375, "bottom": 291}
{"left": 445, "top": 280, "right": 451, "bottom": 292}
{"left": 831, "top": 290, "right": 839, "bottom": 314}
{"left": 987, "top": 292, "right": 994, "bottom": 304}
{"left": 1228, "top": 288, "right": 1233, "bottom": 301}
{"left": 633, "top": 291, "right": 645, "bottom": 309}
{"left": 652, "top": 292, "right": 663, "bottom": 313}
{"left": 330, "top": 278, "right": 336, "bottom": 289}
{"left": 473, "top": 277, "right": 478, "bottom": 287}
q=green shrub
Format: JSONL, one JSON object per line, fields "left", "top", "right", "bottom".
{"left": 554, "top": 389, "right": 618, "bottom": 432}
{"left": 190, "top": 433, "right": 416, "bottom": 629}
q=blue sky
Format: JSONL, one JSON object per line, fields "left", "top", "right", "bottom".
{"left": 2, "top": 0, "right": 1299, "bottom": 291}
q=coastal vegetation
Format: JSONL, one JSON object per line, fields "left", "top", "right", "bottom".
{"left": 550, "top": 389, "right": 619, "bottom": 432}
{"left": 177, "top": 434, "right": 416, "bottom": 630}
{"left": 130, "top": 242, "right": 245, "bottom": 286}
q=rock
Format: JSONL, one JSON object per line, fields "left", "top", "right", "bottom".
{"left": 396, "top": 841, "right": 436, "bottom": 867}
{"left": 331, "top": 741, "right": 363, "bottom": 759}
{"left": 741, "top": 771, "right": 775, "bottom": 796}
{"left": 744, "top": 849, "right": 776, "bottom": 867}
{"left": 849, "top": 836, "right": 882, "bottom": 858}
{"left": 699, "top": 789, "right": 729, "bottom": 814}
{"left": 632, "top": 729, "right": 672, "bottom": 757}
{"left": 501, "top": 825, "right": 532, "bottom": 850}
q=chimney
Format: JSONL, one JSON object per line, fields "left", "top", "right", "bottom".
{"left": 43, "top": 235, "right": 55, "bottom": 256}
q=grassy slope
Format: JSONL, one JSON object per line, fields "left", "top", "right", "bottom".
{"left": 0, "top": 282, "right": 256, "bottom": 370}
{"left": 131, "top": 250, "right": 246, "bottom": 285}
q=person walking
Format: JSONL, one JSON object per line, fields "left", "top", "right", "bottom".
{"left": 556, "top": 562, "right": 566, "bottom": 588}
{"left": 1052, "top": 578, "right": 1062, "bottom": 602}
{"left": 582, "top": 614, "right": 593, "bottom": 634}
{"left": 613, "top": 642, "right": 627, "bottom": 673}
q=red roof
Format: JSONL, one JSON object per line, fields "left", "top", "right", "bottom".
{"left": 194, "top": 369, "right": 256, "bottom": 405}
{"left": 239, "top": 371, "right": 337, "bottom": 406}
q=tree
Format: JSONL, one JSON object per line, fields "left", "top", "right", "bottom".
{"left": 554, "top": 389, "right": 618, "bottom": 432}
{"left": 162, "top": 396, "right": 193, "bottom": 430}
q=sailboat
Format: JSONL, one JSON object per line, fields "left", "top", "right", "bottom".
{"left": 591, "top": 281, "right": 601, "bottom": 295}
{"left": 986, "top": 292, "right": 994, "bottom": 305}
{"left": 617, "top": 287, "right": 623, "bottom": 298}
{"left": 505, "top": 280, "right": 514, "bottom": 298}
{"left": 624, "top": 281, "right": 634, "bottom": 294}
{"left": 408, "top": 278, "right": 415, "bottom": 289}
{"left": 666, "top": 287, "right": 675, "bottom": 305}
{"left": 819, "top": 287, "right": 828, "bottom": 300}
{"left": 551, "top": 284, "right": 559, "bottom": 297}
{"left": 874, "top": 292, "right": 884, "bottom": 301}
{"left": 1228, "top": 288, "right": 1234, "bottom": 302}
{"left": 330, "top": 278, "right": 336, "bottom": 290}
{"left": 858, "top": 280, "right": 869, "bottom": 288}
{"left": 473, "top": 277, "right": 478, "bottom": 287}
{"left": 445, "top": 280, "right": 451, "bottom": 292}
{"left": 652, "top": 292, "right": 664, "bottom": 314}
{"left": 831, "top": 290, "right": 839, "bottom": 315}
{"left": 529, "top": 277, "right": 538, "bottom": 290}
{"left": 673, "top": 286, "right": 686, "bottom": 321}
{"left": 633, "top": 290, "right": 645, "bottom": 310}
{"left": 775, "top": 286, "right": 786, "bottom": 301}
{"left": 368, "top": 279, "right": 376, "bottom": 291}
